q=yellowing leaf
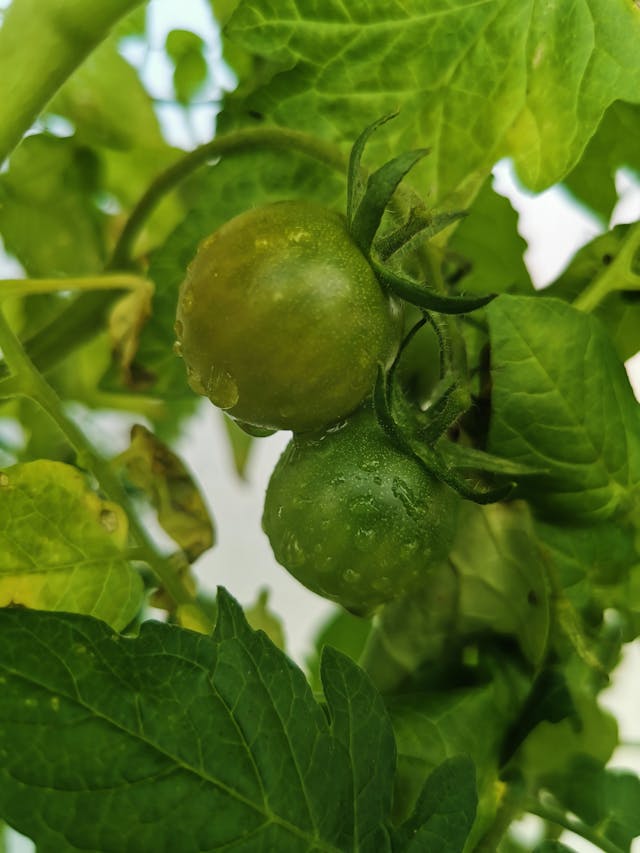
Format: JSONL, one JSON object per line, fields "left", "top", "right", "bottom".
{"left": 0, "top": 461, "right": 142, "bottom": 630}
{"left": 108, "top": 280, "right": 154, "bottom": 386}
{"left": 118, "top": 424, "right": 215, "bottom": 561}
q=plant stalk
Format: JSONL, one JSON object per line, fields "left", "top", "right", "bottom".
{"left": 108, "top": 126, "right": 347, "bottom": 268}
{"left": 0, "top": 273, "right": 150, "bottom": 300}
{"left": 0, "top": 126, "right": 347, "bottom": 383}
{"left": 0, "top": 0, "right": 145, "bottom": 163}
{"left": 525, "top": 794, "right": 625, "bottom": 853}
{"left": 573, "top": 221, "right": 640, "bottom": 313}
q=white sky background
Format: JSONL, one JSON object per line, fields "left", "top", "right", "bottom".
{"left": 2, "top": 1, "right": 640, "bottom": 851}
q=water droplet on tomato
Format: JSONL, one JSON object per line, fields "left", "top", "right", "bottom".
{"left": 180, "top": 291, "right": 194, "bottom": 314}
{"left": 173, "top": 340, "right": 183, "bottom": 357}
{"left": 355, "top": 527, "right": 375, "bottom": 550}
{"left": 343, "top": 568, "right": 361, "bottom": 584}
{"left": 207, "top": 367, "right": 239, "bottom": 410}
{"left": 282, "top": 531, "right": 305, "bottom": 569}
{"left": 186, "top": 366, "right": 207, "bottom": 396}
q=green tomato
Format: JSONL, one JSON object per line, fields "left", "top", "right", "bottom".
{"left": 175, "top": 200, "right": 402, "bottom": 432}
{"left": 262, "top": 408, "right": 460, "bottom": 615}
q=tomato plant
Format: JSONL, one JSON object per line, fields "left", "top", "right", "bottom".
{"left": 1, "top": 2, "right": 640, "bottom": 853}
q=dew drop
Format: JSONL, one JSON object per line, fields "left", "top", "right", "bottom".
{"left": 173, "top": 340, "right": 183, "bottom": 357}
{"left": 174, "top": 319, "right": 184, "bottom": 339}
{"left": 282, "top": 532, "right": 305, "bottom": 569}
{"left": 343, "top": 568, "right": 361, "bottom": 584}
{"left": 179, "top": 291, "right": 194, "bottom": 314}
{"left": 355, "top": 527, "right": 376, "bottom": 550}
{"left": 0, "top": 472, "right": 9, "bottom": 487}
{"left": 100, "top": 508, "right": 118, "bottom": 534}
{"left": 186, "top": 365, "right": 207, "bottom": 396}
{"left": 207, "top": 367, "right": 239, "bottom": 410}
{"left": 50, "top": 696, "right": 60, "bottom": 711}
{"left": 392, "top": 477, "right": 419, "bottom": 518}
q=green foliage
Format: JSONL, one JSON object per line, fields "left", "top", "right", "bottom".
{"left": 0, "top": 589, "right": 477, "bottom": 853}
{"left": 224, "top": 0, "right": 640, "bottom": 206}
{"left": 1, "top": 1, "right": 640, "bottom": 851}
{"left": 0, "top": 460, "right": 143, "bottom": 629}
{"left": 0, "top": 135, "right": 105, "bottom": 276}
{"left": 165, "top": 29, "right": 209, "bottom": 106}
{"left": 487, "top": 294, "right": 640, "bottom": 522}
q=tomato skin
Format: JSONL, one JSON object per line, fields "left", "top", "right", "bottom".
{"left": 262, "top": 408, "right": 460, "bottom": 615}
{"left": 175, "top": 200, "right": 402, "bottom": 433}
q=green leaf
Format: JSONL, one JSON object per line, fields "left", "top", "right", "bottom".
{"left": 135, "top": 148, "right": 344, "bottom": 398}
{"left": 534, "top": 843, "right": 576, "bottom": 853}
{"left": 225, "top": 0, "right": 640, "bottom": 207}
{"left": 243, "top": 588, "right": 286, "bottom": 650}
{"left": 386, "top": 657, "right": 530, "bottom": 828}
{"left": 393, "top": 756, "right": 477, "bottom": 853}
{"left": 321, "top": 647, "right": 395, "bottom": 851}
{"left": 487, "top": 294, "right": 640, "bottom": 522}
{"left": 547, "top": 756, "right": 640, "bottom": 851}
{"left": 50, "top": 37, "right": 163, "bottom": 150}
{"left": 0, "top": 134, "right": 105, "bottom": 276}
{"left": 359, "top": 561, "right": 457, "bottom": 695}
{"left": 0, "top": 0, "right": 146, "bottom": 162}
{"left": 543, "top": 225, "right": 640, "bottom": 362}
{"left": 513, "top": 680, "right": 618, "bottom": 789}
{"left": 0, "top": 589, "right": 398, "bottom": 852}
{"left": 564, "top": 101, "right": 640, "bottom": 222}
{"left": 306, "top": 607, "right": 372, "bottom": 695}
{"left": 535, "top": 517, "right": 639, "bottom": 611}
{"left": 221, "top": 412, "right": 255, "bottom": 479}
{"left": 350, "top": 147, "right": 429, "bottom": 253}
{"left": 0, "top": 460, "right": 142, "bottom": 631}
{"left": 450, "top": 501, "right": 551, "bottom": 667}
{"left": 447, "top": 177, "right": 533, "bottom": 297}
{"left": 502, "top": 668, "right": 578, "bottom": 764}
{"left": 165, "top": 29, "right": 209, "bottom": 105}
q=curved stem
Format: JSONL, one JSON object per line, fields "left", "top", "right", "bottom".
{"left": 0, "top": 308, "right": 212, "bottom": 630}
{"left": 525, "top": 794, "right": 625, "bottom": 853}
{"left": 573, "top": 221, "right": 640, "bottom": 313}
{"left": 0, "top": 0, "right": 144, "bottom": 164}
{"left": 0, "top": 273, "right": 150, "bottom": 301}
{"left": 109, "top": 126, "right": 347, "bottom": 268}
{"left": 0, "top": 126, "right": 347, "bottom": 384}
{"left": 474, "top": 781, "right": 524, "bottom": 853}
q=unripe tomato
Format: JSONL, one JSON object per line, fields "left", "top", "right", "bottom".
{"left": 175, "top": 201, "right": 402, "bottom": 432}
{"left": 262, "top": 408, "right": 460, "bottom": 615}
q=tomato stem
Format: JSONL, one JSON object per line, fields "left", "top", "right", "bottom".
{"left": 524, "top": 793, "right": 625, "bottom": 853}
{"left": 0, "top": 127, "right": 347, "bottom": 384}
{"left": 0, "top": 0, "right": 144, "bottom": 164}
{"left": 0, "top": 273, "right": 151, "bottom": 300}
{"left": 109, "top": 126, "right": 348, "bottom": 269}
{"left": 573, "top": 220, "right": 640, "bottom": 312}
{"left": 0, "top": 307, "right": 213, "bottom": 629}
